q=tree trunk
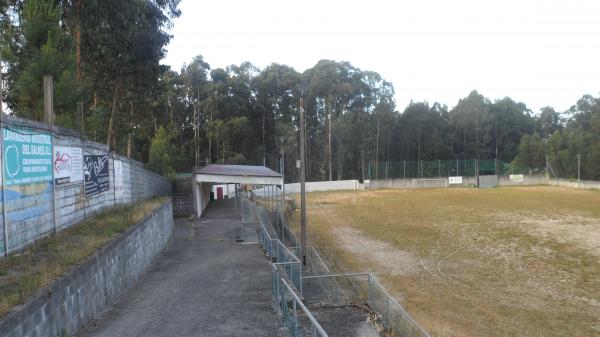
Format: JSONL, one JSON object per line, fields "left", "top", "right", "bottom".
{"left": 337, "top": 142, "right": 343, "bottom": 180}
{"left": 127, "top": 101, "right": 133, "bottom": 158}
{"left": 75, "top": 0, "right": 82, "bottom": 83}
{"left": 107, "top": 85, "right": 119, "bottom": 148}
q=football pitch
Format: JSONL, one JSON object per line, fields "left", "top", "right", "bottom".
{"left": 293, "top": 186, "right": 600, "bottom": 337}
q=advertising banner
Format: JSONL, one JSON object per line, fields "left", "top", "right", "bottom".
{"left": 449, "top": 176, "right": 463, "bottom": 184}
{"left": 54, "top": 146, "right": 83, "bottom": 186}
{"left": 510, "top": 174, "right": 524, "bottom": 182}
{"left": 84, "top": 154, "right": 110, "bottom": 197}
{"left": 114, "top": 160, "right": 124, "bottom": 199}
{"left": 2, "top": 128, "right": 53, "bottom": 186}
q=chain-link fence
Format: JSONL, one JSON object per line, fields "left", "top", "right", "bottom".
{"left": 301, "top": 267, "right": 431, "bottom": 337}
{"left": 272, "top": 264, "right": 329, "bottom": 337}
{"left": 370, "top": 159, "right": 543, "bottom": 180}
{"left": 251, "top": 191, "right": 432, "bottom": 337}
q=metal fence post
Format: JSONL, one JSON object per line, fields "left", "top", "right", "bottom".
{"left": 386, "top": 295, "right": 390, "bottom": 325}
{"left": 577, "top": 153, "right": 581, "bottom": 187}
{"left": 1, "top": 116, "right": 8, "bottom": 257}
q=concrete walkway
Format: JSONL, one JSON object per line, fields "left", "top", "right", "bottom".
{"left": 78, "top": 199, "right": 282, "bottom": 337}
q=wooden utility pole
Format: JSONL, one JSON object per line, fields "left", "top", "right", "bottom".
{"left": 44, "top": 76, "right": 54, "bottom": 125}
{"left": 299, "top": 85, "right": 307, "bottom": 267}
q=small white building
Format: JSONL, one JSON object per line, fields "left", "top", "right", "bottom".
{"left": 193, "top": 164, "right": 283, "bottom": 218}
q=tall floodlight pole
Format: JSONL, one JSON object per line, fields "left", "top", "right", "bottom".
{"left": 299, "top": 82, "right": 307, "bottom": 267}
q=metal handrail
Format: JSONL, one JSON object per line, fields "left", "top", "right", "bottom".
{"left": 274, "top": 267, "right": 329, "bottom": 337}
{"left": 369, "top": 274, "right": 431, "bottom": 337}
{"left": 302, "top": 272, "right": 370, "bottom": 280}
{"left": 257, "top": 213, "right": 303, "bottom": 294}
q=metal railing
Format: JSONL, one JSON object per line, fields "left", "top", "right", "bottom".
{"left": 257, "top": 211, "right": 303, "bottom": 294}
{"left": 368, "top": 274, "right": 431, "bottom": 337}
{"left": 302, "top": 271, "right": 431, "bottom": 337}
{"left": 272, "top": 265, "right": 329, "bottom": 337}
{"left": 251, "top": 193, "right": 430, "bottom": 337}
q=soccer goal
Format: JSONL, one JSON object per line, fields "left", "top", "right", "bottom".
{"left": 412, "top": 178, "right": 448, "bottom": 190}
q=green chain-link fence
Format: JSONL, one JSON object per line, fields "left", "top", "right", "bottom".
{"left": 370, "top": 159, "right": 543, "bottom": 180}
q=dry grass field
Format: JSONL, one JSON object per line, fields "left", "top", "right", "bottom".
{"left": 291, "top": 186, "right": 600, "bottom": 337}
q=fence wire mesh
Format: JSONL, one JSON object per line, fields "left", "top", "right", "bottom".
{"left": 298, "top": 246, "right": 431, "bottom": 337}
{"left": 272, "top": 265, "right": 329, "bottom": 337}
{"left": 249, "top": 191, "right": 431, "bottom": 337}
{"left": 371, "top": 159, "right": 543, "bottom": 179}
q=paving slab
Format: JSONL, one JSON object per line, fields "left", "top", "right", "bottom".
{"left": 77, "top": 199, "right": 282, "bottom": 337}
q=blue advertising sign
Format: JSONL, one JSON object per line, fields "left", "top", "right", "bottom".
{"left": 2, "top": 128, "right": 53, "bottom": 186}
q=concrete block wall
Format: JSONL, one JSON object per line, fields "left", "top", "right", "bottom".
{"left": 0, "top": 200, "right": 173, "bottom": 337}
{"left": 82, "top": 141, "right": 115, "bottom": 217}
{"left": 54, "top": 133, "right": 85, "bottom": 231}
{"left": 0, "top": 116, "right": 172, "bottom": 256}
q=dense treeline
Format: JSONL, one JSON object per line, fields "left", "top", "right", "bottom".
{"left": 1, "top": 1, "right": 599, "bottom": 180}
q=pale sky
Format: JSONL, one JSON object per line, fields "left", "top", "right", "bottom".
{"left": 162, "top": 0, "right": 600, "bottom": 113}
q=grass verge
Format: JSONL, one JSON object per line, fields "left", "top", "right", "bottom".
{"left": 0, "top": 197, "right": 166, "bottom": 317}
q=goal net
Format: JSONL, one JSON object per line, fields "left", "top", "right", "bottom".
{"left": 412, "top": 178, "right": 448, "bottom": 190}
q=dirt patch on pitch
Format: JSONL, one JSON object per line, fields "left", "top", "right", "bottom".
{"left": 493, "top": 212, "right": 600, "bottom": 257}
{"left": 332, "top": 227, "right": 418, "bottom": 276}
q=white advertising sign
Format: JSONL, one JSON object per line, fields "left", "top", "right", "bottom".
{"left": 114, "top": 160, "right": 124, "bottom": 199}
{"left": 54, "top": 146, "right": 83, "bottom": 185}
{"left": 510, "top": 174, "right": 524, "bottom": 182}
{"left": 449, "top": 176, "right": 463, "bottom": 185}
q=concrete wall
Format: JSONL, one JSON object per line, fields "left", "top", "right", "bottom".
{"left": 254, "top": 180, "right": 363, "bottom": 196}
{"left": 371, "top": 175, "right": 550, "bottom": 189}
{"left": 549, "top": 178, "right": 600, "bottom": 190}
{"left": 0, "top": 200, "right": 173, "bottom": 337}
{"left": 0, "top": 116, "right": 172, "bottom": 256}
{"left": 284, "top": 180, "right": 362, "bottom": 194}
{"left": 497, "top": 175, "right": 548, "bottom": 186}
{"left": 1, "top": 118, "right": 56, "bottom": 255}
{"left": 212, "top": 184, "right": 236, "bottom": 199}
{"left": 370, "top": 175, "right": 600, "bottom": 191}
{"left": 193, "top": 178, "right": 212, "bottom": 218}
{"left": 370, "top": 177, "right": 478, "bottom": 189}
